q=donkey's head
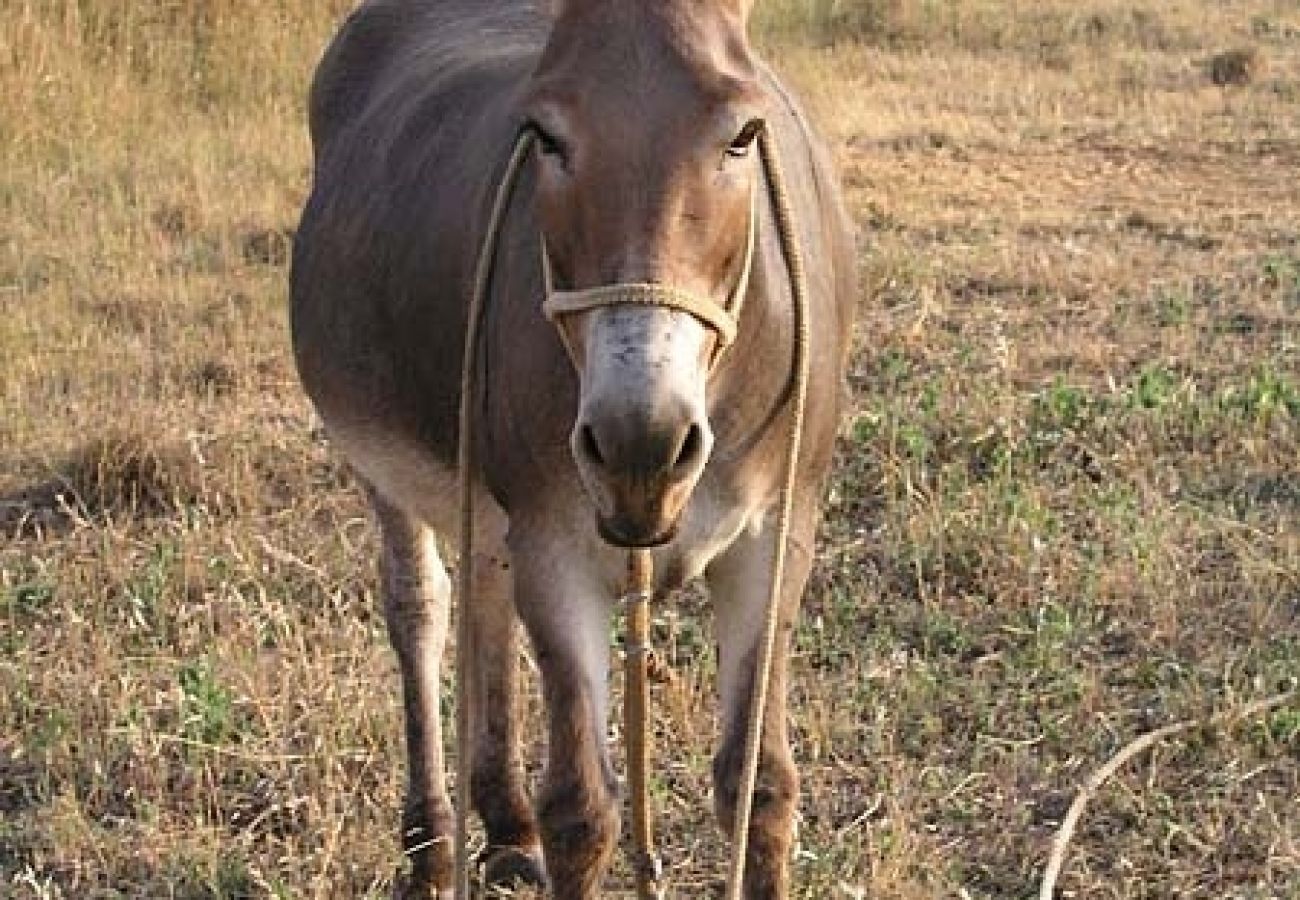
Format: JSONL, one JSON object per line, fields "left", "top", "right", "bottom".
{"left": 525, "top": 0, "right": 764, "bottom": 547}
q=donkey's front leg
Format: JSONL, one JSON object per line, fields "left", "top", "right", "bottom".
{"left": 371, "top": 492, "right": 455, "bottom": 899}
{"left": 706, "top": 511, "right": 817, "bottom": 899}
{"left": 465, "top": 523, "right": 544, "bottom": 887}
{"left": 511, "top": 528, "right": 619, "bottom": 900}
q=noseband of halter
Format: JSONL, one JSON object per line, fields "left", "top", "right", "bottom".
{"left": 539, "top": 182, "right": 757, "bottom": 369}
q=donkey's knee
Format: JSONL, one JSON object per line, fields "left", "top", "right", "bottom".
{"left": 712, "top": 742, "right": 798, "bottom": 835}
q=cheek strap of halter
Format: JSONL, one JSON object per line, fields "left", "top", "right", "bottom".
{"left": 539, "top": 181, "right": 757, "bottom": 367}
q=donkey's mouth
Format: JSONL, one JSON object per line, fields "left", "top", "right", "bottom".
{"left": 596, "top": 512, "right": 679, "bottom": 549}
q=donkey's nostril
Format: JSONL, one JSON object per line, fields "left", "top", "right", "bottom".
{"left": 579, "top": 423, "right": 605, "bottom": 468}
{"left": 575, "top": 415, "right": 710, "bottom": 480}
{"left": 672, "top": 422, "right": 704, "bottom": 473}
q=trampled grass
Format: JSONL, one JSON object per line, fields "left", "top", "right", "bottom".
{"left": 3, "top": 1, "right": 1297, "bottom": 897}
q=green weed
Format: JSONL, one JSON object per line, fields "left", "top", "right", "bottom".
{"left": 178, "top": 660, "right": 240, "bottom": 746}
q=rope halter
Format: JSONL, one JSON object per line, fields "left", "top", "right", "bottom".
{"left": 539, "top": 183, "right": 757, "bottom": 371}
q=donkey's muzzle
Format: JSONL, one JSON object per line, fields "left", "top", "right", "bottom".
{"left": 573, "top": 405, "right": 713, "bottom": 548}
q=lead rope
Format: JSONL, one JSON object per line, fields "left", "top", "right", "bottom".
{"left": 623, "top": 548, "right": 663, "bottom": 899}
{"left": 456, "top": 130, "right": 536, "bottom": 900}
{"left": 722, "top": 126, "right": 811, "bottom": 900}
{"left": 457, "top": 124, "right": 809, "bottom": 900}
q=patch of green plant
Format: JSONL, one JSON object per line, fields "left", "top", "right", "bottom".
{"left": 879, "top": 346, "right": 916, "bottom": 386}
{"left": 2, "top": 579, "right": 55, "bottom": 619}
{"left": 1037, "top": 378, "right": 1093, "bottom": 430}
{"left": 1033, "top": 601, "right": 1078, "bottom": 649}
{"left": 1129, "top": 363, "right": 1180, "bottom": 410}
{"left": 850, "top": 410, "right": 883, "bottom": 445}
{"left": 14, "top": 581, "right": 54, "bottom": 615}
{"left": 1255, "top": 705, "right": 1300, "bottom": 747}
{"left": 1219, "top": 365, "right": 1300, "bottom": 421}
{"left": 122, "top": 540, "right": 178, "bottom": 641}
{"left": 897, "top": 420, "right": 933, "bottom": 463}
{"left": 1154, "top": 288, "right": 1191, "bottom": 326}
{"left": 1261, "top": 253, "right": 1300, "bottom": 292}
{"left": 32, "top": 707, "right": 71, "bottom": 755}
{"left": 918, "top": 608, "right": 972, "bottom": 658}
{"left": 797, "top": 581, "right": 870, "bottom": 669}
{"left": 177, "top": 660, "right": 239, "bottom": 746}
{"left": 166, "top": 852, "right": 257, "bottom": 900}
{"left": 1026, "top": 377, "right": 1101, "bottom": 463}
{"left": 999, "top": 601, "right": 1088, "bottom": 676}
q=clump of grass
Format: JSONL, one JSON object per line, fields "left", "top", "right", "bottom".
{"left": 1, "top": 432, "right": 207, "bottom": 537}
{"left": 57, "top": 432, "right": 207, "bottom": 519}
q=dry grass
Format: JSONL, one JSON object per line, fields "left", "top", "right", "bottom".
{"left": 3, "top": 1, "right": 1298, "bottom": 898}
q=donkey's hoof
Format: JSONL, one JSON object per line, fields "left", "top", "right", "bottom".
{"left": 482, "top": 844, "right": 547, "bottom": 891}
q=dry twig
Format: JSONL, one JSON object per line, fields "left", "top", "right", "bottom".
{"left": 1039, "top": 690, "right": 1297, "bottom": 900}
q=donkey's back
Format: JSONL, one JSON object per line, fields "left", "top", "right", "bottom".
{"left": 292, "top": 0, "right": 548, "bottom": 476}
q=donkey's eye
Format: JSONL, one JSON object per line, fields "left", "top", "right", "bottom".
{"left": 726, "top": 118, "right": 765, "bottom": 159}
{"left": 529, "top": 121, "right": 569, "bottom": 165}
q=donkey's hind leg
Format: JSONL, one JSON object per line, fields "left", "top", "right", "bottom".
{"left": 371, "top": 489, "right": 455, "bottom": 899}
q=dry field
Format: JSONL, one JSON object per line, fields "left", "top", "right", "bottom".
{"left": 2, "top": 1, "right": 1298, "bottom": 897}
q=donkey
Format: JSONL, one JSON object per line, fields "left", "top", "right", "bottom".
{"left": 291, "top": 0, "right": 855, "bottom": 895}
